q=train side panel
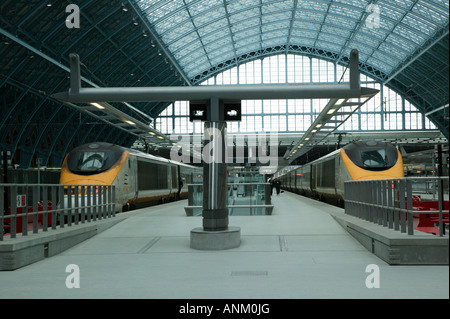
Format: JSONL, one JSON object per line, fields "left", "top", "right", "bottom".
{"left": 135, "top": 158, "right": 172, "bottom": 206}
{"left": 60, "top": 142, "right": 203, "bottom": 213}
{"left": 298, "top": 165, "right": 312, "bottom": 197}
{"left": 312, "top": 156, "right": 337, "bottom": 200}
{"left": 119, "top": 155, "right": 139, "bottom": 210}
{"left": 169, "top": 164, "right": 178, "bottom": 200}
{"left": 179, "top": 165, "right": 198, "bottom": 198}
{"left": 336, "top": 154, "right": 351, "bottom": 200}
{"left": 113, "top": 155, "right": 130, "bottom": 211}
{"left": 280, "top": 141, "right": 404, "bottom": 207}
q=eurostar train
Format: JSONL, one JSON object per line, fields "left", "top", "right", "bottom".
{"left": 278, "top": 141, "right": 404, "bottom": 206}
{"left": 60, "top": 142, "right": 201, "bottom": 212}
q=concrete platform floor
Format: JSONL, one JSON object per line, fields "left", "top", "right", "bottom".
{"left": 0, "top": 192, "right": 448, "bottom": 299}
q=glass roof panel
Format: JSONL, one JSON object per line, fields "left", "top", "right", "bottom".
{"left": 135, "top": 0, "right": 449, "bottom": 81}
{"left": 329, "top": 2, "right": 361, "bottom": 20}
{"left": 236, "top": 42, "right": 261, "bottom": 56}
{"left": 316, "top": 41, "right": 343, "bottom": 54}
{"left": 142, "top": 0, "right": 185, "bottom": 24}
{"left": 412, "top": 1, "right": 449, "bottom": 25}
{"left": 292, "top": 21, "right": 320, "bottom": 34}
{"left": 324, "top": 14, "right": 356, "bottom": 30}
{"left": 234, "top": 29, "right": 260, "bottom": 42}
{"left": 188, "top": 0, "right": 222, "bottom": 16}
{"left": 231, "top": 18, "right": 260, "bottom": 34}
{"left": 296, "top": 0, "right": 329, "bottom": 12}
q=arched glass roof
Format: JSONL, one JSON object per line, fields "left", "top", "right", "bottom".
{"left": 136, "top": 0, "right": 449, "bottom": 81}
{"left": 0, "top": 0, "right": 448, "bottom": 168}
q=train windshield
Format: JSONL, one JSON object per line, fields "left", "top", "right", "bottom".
{"left": 343, "top": 141, "right": 398, "bottom": 171}
{"left": 66, "top": 143, "right": 123, "bottom": 175}
{"left": 360, "top": 149, "right": 388, "bottom": 168}
{"left": 75, "top": 152, "right": 108, "bottom": 172}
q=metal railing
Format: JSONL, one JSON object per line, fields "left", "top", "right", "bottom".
{"left": 185, "top": 183, "right": 273, "bottom": 216}
{"left": 344, "top": 177, "right": 449, "bottom": 236}
{"left": 1, "top": 184, "right": 115, "bottom": 241}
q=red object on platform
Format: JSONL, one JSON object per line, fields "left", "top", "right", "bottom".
{"left": 3, "top": 202, "right": 52, "bottom": 235}
{"left": 412, "top": 196, "right": 449, "bottom": 235}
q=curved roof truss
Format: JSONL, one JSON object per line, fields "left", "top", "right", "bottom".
{"left": 0, "top": 0, "right": 448, "bottom": 168}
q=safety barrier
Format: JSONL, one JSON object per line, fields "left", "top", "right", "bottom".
{"left": 185, "top": 183, "right": 273, "bottom": 216}
{"left": 0, "top": 184, "right": 115, "bottom": 241}
{"left": 344, "top": 177, "right": 449, "bottom": 236}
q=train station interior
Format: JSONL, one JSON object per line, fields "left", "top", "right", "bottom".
{"left": 0, "top": 0, "right": 449, "bottom": 302}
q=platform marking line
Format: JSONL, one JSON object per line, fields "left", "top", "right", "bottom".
{"left": 279, "top": 235, "right": 288, "bottom": 251}
{"left": 137, "top": 236, "right": 162, "bottom": 254}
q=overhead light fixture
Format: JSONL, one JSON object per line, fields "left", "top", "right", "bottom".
{"left": 125, "top": 120, "right": 136, "bottom": 125}
{"left": 47, "top": 1, "right": 52, "bottom": 7}
{"left": 327, "top": 108, "right": 336, "bottom": 115}
{"left": 149, "top": 132, "right": 156, "bottom": 136}
{"left": 90, "top": 102, "right": 105, "bottom": 110}
{"left": 311, "top": 129, "right": 317, "bottom": 133}
{"left": 133, "top": 18, "right": 139, "bottom": 26}
{"left": 157, "top": 136, "right": 164, "bottom": 140}
{"left": 336, "top": 98, "right": 346, "bottom": 105}
{"left": 122, "top": 4, "right": 128, "bottom": 12}
{"left": 316, "top": 124, "right": 323, "bottom": 128}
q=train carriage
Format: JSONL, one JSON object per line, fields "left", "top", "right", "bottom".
{"left": 60, "top": 142, "right": 201, "bottom": 212}
{"left": 279, "top": 140, "right": 403, "bottom": 206}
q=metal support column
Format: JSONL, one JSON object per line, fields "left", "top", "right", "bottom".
{"left": 190, "top": 98, "right": 241, "bottom": 249}
{"left": 202, "top": 121, "right": 228, "bottom": 231}
{"left": 437, "top": 144, "right": 445, "bottom": 235}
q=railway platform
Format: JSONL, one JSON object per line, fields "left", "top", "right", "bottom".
{"left": 0, "top": 191, "right": 448, "bottom": 299}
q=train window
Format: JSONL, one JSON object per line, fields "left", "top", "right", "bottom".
{"left": 67, "top": 152, "right": 118, "bottom": 174}
{"left": 77, "top": 152, "right": 106, "bottom": 171}
{"left": 66, "top": 143, "right": 123, "bottom": 175}
{"left": 137, "top": 161, "right": 159, "bottom": 190}
{"left": 172, "top": 166, "right": 177, "bottom": 188}
{"left": 320, "top": 160, "right": 335, "bottom": 187}
{"left": 360, "top": 149, "right": 387, "bottom": 168}
{"left": 158, "top": 165, "right": 168, "bottom": 189}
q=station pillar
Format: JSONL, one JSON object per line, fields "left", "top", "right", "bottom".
{"left": 190, "top": 98, "right": 241, "bottom": 250}
{"left": 202, "top": 121, "right": 229, "bottom": 231}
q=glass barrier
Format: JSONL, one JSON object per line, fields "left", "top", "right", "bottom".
{"left": 185, "top": 183, "right": 273, "bottom": 216}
